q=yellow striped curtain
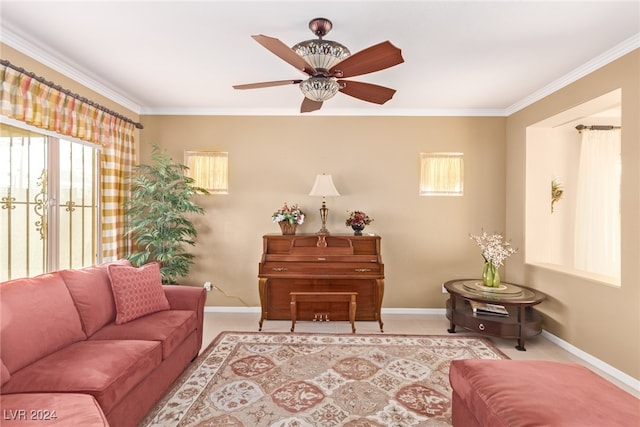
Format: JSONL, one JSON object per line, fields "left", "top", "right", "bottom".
{"left": 0, "top": 62, "right": 136, "bottom": 261}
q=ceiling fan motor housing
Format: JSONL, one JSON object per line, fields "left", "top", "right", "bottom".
{"left": 293, "top": 17, "right": 350, "bottom": 73}
{"left": 308, "top": 17, "right": 332, "bottom": 38}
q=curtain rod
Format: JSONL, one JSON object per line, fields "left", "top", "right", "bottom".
{"left": 1, "top": 59, "right": 143, "bottom": 130}
{"left": 575, "top": 124, "right": 621, "bottom": 132}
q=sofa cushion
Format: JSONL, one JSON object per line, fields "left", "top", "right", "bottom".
{"left": 61, "top": 259, "right": 131, "bottom": 336}
{"left": 449, "top": 359, "right": 640, "bottom": 427}
{"left": 0, "top": 393, "right": 109, "bottom": 427}
{"left": 0, "top": 273, "right": 86, "bottom": 373}
{"left": 89, "top": 310, "right": 197, "bottom": 359}
{"left": 107, "top": 262, "right": 170, "bottom": 324}
{"left": 1, "top": 340, "right": 162, "bottom": 415}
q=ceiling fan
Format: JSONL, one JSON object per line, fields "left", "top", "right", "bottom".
{"left": 233, "top": 17, "right": 404, "bottom": 113}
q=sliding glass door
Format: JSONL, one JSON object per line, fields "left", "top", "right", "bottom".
{"left": 0, "top": 123, "right": 99, "bottom": 281}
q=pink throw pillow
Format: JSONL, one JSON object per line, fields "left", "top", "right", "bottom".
{"left": 107, "top": 262, "right": 170, "bottom": 324}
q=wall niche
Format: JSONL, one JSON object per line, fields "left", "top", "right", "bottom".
{"left": 525, "top": 89, "right": 621, "bottom": 286}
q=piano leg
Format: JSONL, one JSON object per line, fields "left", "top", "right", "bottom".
{"left": 258, "top": 278, "right": 268, "bottom": 331}
{"left": 377, "top": 279, "right": 385, "bottom": 332}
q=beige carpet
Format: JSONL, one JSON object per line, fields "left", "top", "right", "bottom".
{"left": 139, "top": 332, "right": 508, "bottom": 427}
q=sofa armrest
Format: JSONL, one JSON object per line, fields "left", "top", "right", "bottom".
{"left": 163, "top": 285, "right": 206, "bottom": 353}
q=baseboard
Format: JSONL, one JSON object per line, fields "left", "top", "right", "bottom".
{"left": 540, "top": 330, "right": 640, "bottom": 393}
{"left": 203, "top": 306, "right": 444, "bottom": 315}
{"left": 205, "top": 306, "right": 259, "bottom": 313}
{"left": 203, "top": 306, "right": 639, "bottom": 392}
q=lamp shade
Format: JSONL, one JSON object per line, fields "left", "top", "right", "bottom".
{"left": 309, "top": 174, "right": 340, "bottom": 197}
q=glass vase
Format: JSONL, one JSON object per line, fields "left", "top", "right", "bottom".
{"left": 482, "top": 261, "right": 500, "bottom": 287}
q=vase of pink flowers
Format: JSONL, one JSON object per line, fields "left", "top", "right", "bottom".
{"left": 345, "top": 210, "right": 373, "bottom": 236}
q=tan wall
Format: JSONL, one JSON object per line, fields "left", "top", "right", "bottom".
{"left": 506, "top": 49, "right": 640, "bottom": 379}
{"left": 139, "top": 115, "right": 506, "bottom": 312}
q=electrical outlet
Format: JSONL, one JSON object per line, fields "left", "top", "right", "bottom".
{"left": 441, "top": 283, "right": 448, "bottom": 294}
{"left": 203, "top": 281, "right": 212, "bottom": 292}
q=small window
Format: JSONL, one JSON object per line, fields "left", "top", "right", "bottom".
{"left": 184, "top": 151, "right": 228, "bottom": 194}
{"left": 419, "top": 152, "right": 464, "bottom": 196}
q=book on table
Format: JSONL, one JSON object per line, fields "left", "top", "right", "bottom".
{"left": 469, "top": 300, "right": 509, "bottom": 317}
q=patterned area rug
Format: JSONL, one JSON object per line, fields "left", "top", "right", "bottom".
{"left": 139, "top": 332, "right": 508, "bottom": 427}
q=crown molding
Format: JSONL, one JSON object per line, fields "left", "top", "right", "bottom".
{"left": 139, "top": 106, "right": 508, "bottom": 117}
{"left": 1, "top": 25, "right": 142, "bottom": 114}
{"left": 505, "top": 33, "right": 640, "bottom": 116}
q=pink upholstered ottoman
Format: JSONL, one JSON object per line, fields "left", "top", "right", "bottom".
{"left": 449, "top": 359, "right": 639, "bottom": 427}
{"left": 0, "top": 393, "right": 109, "bottom": 426}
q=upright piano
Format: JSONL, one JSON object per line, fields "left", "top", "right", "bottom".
{"left": 258, "top": 234, "right": 385, "bottom": 331}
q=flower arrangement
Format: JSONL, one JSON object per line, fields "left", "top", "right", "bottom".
{"left": 272, "top": 202, "right": 305, "bottom": 225}
{"left": 469, "top": 231, "right": 517, "bottom": 267}
{"left": 345, "top": 210, "right": 373, "bottom": 227}
{"left": 469, "top": 231, "right": 517, "bottom": 287}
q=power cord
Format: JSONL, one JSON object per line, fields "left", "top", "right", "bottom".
{"left": 212, "top": 285, "right": 251, "bottom": 307}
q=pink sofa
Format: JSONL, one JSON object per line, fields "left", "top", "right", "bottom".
{"left": 0, "top": 261, "right": 206, "bottom": 427}
{"left": 449, "top": 359, "right": 640, "bottom": 427}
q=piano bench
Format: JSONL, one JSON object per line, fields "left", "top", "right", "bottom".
{"left": 290, "top": 291, "right": 357, "bottom": 333}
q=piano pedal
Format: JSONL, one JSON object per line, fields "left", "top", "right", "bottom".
{"left": 313, "top": 313, "right": 330, "bottom": 321}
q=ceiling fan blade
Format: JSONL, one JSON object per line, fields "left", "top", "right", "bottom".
{"left": 301, "top": 97, "right": 323, "bottom": 113}
{"left": 252, "top": 35, "right": 317, "bottom": 75}
{"left": 233, "top": 80, "right": 302, "bottom": 90}
{"left": 330, "top": 41, "right": 404, "bottom": 78}
{"left": 338, "top": 80, "right": 397, "bottom": 104}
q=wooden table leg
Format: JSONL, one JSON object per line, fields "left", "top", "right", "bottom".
{"left": 515, "top": 305, "right": 526, "bottom": 351}
{"left": 447, "top": 295, "right": 457, "bottom": 333}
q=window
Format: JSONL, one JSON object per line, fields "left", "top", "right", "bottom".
{"left": 0, "top": 123, "right": 99, "bottom": 280}
{"left": 184, "top": 151, "right": 228, "bottom": 194}
{"left": 419, "top": 152, "right": 464, "bottom": 196}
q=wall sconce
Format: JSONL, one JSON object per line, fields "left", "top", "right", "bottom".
{"left": 184, "top": 151, "right": 228, "bottom": 194}
{"left": 309, "top": 173, "right": 340, "bottom": 234}
{"left": 419, "top": 152, "right": 464, "bottom": 196}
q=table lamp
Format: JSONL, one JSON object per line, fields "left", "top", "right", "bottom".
{"left": 309, "top": 173, "right": 340, "bottom": 234}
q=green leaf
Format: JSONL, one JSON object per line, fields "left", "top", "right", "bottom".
{"left": 124, "top": 143, "right": 208, "bottom": 282}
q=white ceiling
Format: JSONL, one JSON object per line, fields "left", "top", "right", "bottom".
{"left": 1, "top": 1, "right": 639, "bottom": 116}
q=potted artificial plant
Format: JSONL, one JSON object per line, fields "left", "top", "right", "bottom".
{"left": 125, "top": 144, "right": 209, "bottom": 284}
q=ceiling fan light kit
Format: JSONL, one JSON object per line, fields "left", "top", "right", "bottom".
{"left": 234, "top": 17, "right": 404, "bottom": 113}
{"left": 299, "top": 76, "right": 340, "bottom": 102}
{"left": 292, "top": 40, "right": 351, "bottom": 71}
